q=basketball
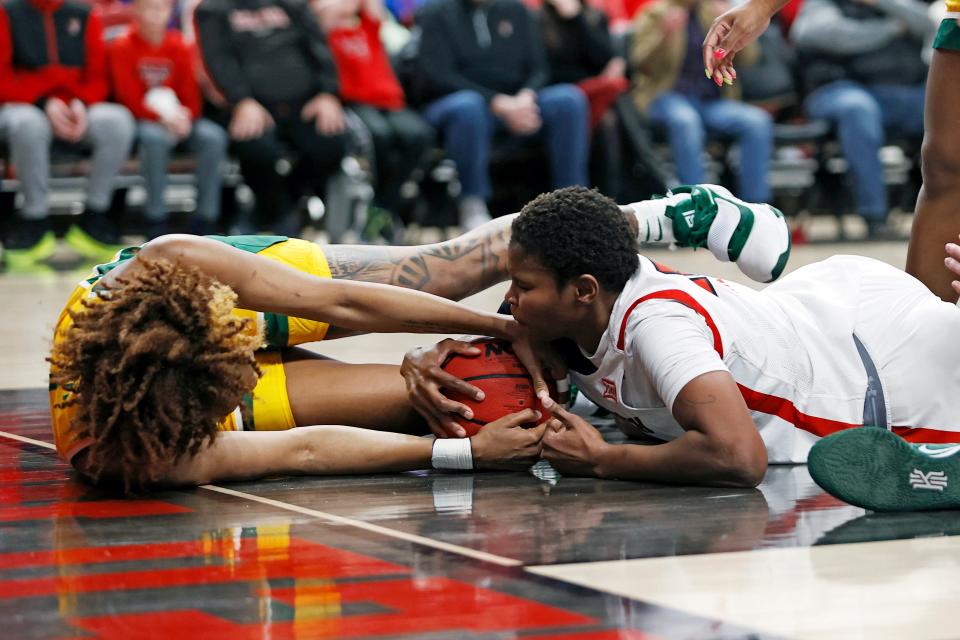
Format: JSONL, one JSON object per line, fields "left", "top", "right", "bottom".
{"left": 441, "top": 338, "right": 552, "bottom": 436}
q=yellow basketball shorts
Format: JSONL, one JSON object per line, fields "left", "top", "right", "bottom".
{"left": 218, "top": 350, "right": 297, "bottom": 433}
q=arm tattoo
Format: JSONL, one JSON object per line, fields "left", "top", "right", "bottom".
{"left": 324, "top": 222, "right": 513, "bottom": 297}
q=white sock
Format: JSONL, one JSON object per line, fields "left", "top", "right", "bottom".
{"left": 623, "top": 195, "right": 684, "bottom": 245}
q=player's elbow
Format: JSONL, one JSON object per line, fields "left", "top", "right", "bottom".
{"left": 290, "top": 427, "right": 342, "bottom": 475}
{"left": 715, "top": 438, "right": 768, "bottom": 488}
{"left": 139, "top": 233, "right": 206, "bottom": 266}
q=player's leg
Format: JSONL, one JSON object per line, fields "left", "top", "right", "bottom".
{"left": 905, "top": 37, "right": 960, "bottom": 302}
{"left": 247, "top": 347, "right": 425, "bottom": 435}
{"left": 626, "top": 183, "right": 792, "bottom": 283}
{"left": 809, "top": 253, "right": 960, "bottom": 511}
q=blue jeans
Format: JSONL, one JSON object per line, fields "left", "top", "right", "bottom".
{"left": 805, "top": 80, "right": 925, "bottom": 221}
{"left": 647, "top": 93, "right": 773, "bottom": 202}
{"left": 137, "top": 117, "right": 228, "bottom": 222}
{"left": 422, "top": 85, "right": 589, "bottom": 200}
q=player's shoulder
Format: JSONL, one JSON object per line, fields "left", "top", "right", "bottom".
{"left": 611, "top": 261, "right": 724, "bottom": 350}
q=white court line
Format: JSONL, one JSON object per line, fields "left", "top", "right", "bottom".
{"left": 0, "top": 429, "right": 56, "bottom": 450}
{"left": 199, "top": 484, "right": 522, "bottom": 567}
{"left": 0, "top": 429, "right": 522, "bottom": 568}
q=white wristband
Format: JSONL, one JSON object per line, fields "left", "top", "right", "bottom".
{"left": 555, "top": 377, "right": 570, "bottom": 393}
{"left": 431, "top": 437, "right": 474, "bottom": 470}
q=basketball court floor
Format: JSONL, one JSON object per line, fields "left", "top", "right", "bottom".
{"left": 2, "top": 231, "right": 959, "bottom": 640}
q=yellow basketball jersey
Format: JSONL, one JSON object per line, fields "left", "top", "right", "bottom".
{"left": 50, "top": 236, "right": 330, "bottom": 461}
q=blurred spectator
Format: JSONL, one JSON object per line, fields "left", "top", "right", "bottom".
{"left": 315, "top": 0, "right": 433, "bottom": 224}
{"left": 415, "top": 0, "right": 589, "bottom": 229}
{"left": 539, "top": 0, "right": 633, "bottom": 196}
{"left": 194, "top": 0, "right": 347, "bottom": 233}
{"left": 736, "top": 16, "right": 797, "bottom": 111}
{"left": 792, "top": 0, "right": 932, "bottom": 237}
{"left": 109, "top": 0, "right": 228, "bottom": 238}
{"left": 0, "top": 0, "right": 135, "bottom": 267}
{"left": 629, "top": 0, "right": 773, "bottom": 203}
{"left": 385, "top": 0, "right": 425, "bottom": 24}
{"left": 541, "top": 0, "right": 627, "bottom": 125}
{"left": 524, "top": 0, "right": 633, "bottom": 31}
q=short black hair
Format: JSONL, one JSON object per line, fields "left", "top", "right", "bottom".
{"left": 511, "top": 187, "right": 638, "bottom": 292}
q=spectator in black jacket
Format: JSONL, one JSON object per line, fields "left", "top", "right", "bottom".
{"left": 792, "top": 0, "right": 934, "bottom": 237}
{"left": 194, "top": 0, "right": 348, "bottom": 231}
{"left": 540, "top": 0, "right": 645, "bottom": 200}
{"left": 415, "top": 0, "right": 589, "bottom": 229}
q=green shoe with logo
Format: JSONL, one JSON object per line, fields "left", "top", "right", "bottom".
{"left": 809, "top": 428, "right": 960, "bottom": 512}
{"left": 662, "top": 185, "right": 720, "bottom": 250}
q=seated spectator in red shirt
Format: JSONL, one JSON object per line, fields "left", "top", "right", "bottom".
{"left": 0, "top": 0, "right": 135, "bottom": 268}
{"left": 109, "top": 0, "right": 228, "bottom": 238}
{"left": 315, "top": 0, "right": 433, "bottom": 225}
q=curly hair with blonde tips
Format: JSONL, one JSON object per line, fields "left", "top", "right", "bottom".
{"left": 49, "top": 257, "right": 263, "bottom": 492}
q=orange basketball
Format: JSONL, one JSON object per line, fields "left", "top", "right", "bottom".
{"left": 441, "top": 338, "right": 553, "bottom": 436}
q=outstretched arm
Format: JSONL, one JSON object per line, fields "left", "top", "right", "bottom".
{"left": 165, "top": 426, "right": 433, "bottom": 485}
{"left": 541, "top": 371, "right": 767, "bottom": 487}
{"left": 110, "top": 234, "right": 516, "bottom": 340}
{"left": 163, "top": 409, "right": 547, "bottom": 486}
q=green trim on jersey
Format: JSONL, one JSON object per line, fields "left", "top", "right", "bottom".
{"left": 206, "top": 235, "right": 288, "bottom": 254}
{"left": 83, "top": 235, "right": 289, "bottom": 288}
{"left": 263, "top": 313, "right": 290, "bottom": 349}
{"left": 241, "top": 392, "right": 256, "bottom": 431}
{"left": 933, "top": 18, "right": 960, "bottom": 51}
{"left": 85, "top": 246, "right": 142, "bottom": 286}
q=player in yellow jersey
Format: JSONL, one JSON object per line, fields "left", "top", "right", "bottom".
{"left": 49, "top": 226, "right": 549, "bottom": 491}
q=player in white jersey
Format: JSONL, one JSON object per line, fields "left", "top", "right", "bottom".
{"left": 493, "top": 187, "right": 960, "bottom": 505}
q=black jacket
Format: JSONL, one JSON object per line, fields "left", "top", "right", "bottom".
{"left": 415, "top": 0, "right": 549, "bottom": 103}
{"left": 541, "top": 6, "right": 613, "bottom": 85}
{"left": 194, "top": 0, "right": 338, "bottom": 108}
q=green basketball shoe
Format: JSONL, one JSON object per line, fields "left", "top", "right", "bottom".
{"left": 809, "top": 428, "right": 960, "bottom": 512}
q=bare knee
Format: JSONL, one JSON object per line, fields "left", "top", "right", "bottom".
{"left": 921, "top": 137, "right": 960, "bottom": 198}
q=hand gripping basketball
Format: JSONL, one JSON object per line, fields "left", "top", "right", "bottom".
{"left": 441, "top": 338, "right": 558, "bottom": 436}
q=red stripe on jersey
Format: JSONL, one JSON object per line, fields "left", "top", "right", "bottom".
{"left": 617, "top": 290, "right": 723, "bottom": 356}
{"left": 892, "top": 426, "right": 960, "bottom": 443}
{"left": 737, "top": 385, "right": 960, "bottom": 442}
{"left": 736, "top": 384, "right": 859, "bottom": 438}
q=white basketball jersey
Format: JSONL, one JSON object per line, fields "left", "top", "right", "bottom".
{"left": 570, "top": 254, "right": 960, "bottom": 463}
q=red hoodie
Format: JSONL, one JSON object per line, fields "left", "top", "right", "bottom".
{"left": 108, "top": 26, "right": 201, "bottom": 121}
{"left": 0, "top": 0, "right": 108, "bottom": 106}
{"left": 326, "top": 11, "right": 404, "bottom": 111}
